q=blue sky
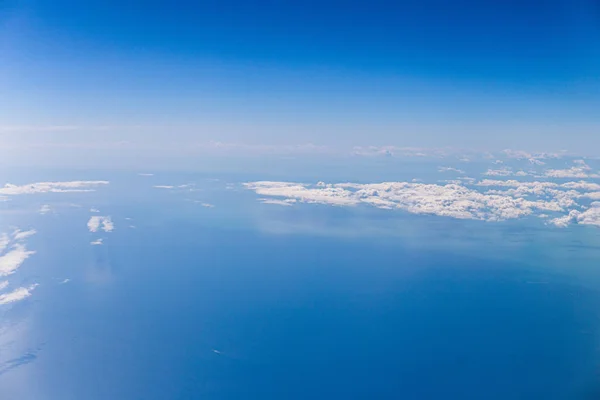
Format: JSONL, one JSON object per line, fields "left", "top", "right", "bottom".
{"left": 1, "top": 0, "right": 599, "bottom": 159}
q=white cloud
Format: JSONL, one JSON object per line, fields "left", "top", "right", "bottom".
{"left": 200, "top": 203, "right": 215, "bottom": 208}
{"left": 0, "top": 181, "right": 109, "bottom": 195}
{"left": 0, "top": 284, "right": 38, "bottom": 305}
{"left": 0, "top": 234, "right": 9, "bottom": 253}
{"left": 484, "top": 167, "right": 513, "bottom": 177}
{"left": 544, "top": 166, "right": 600, "bottom": 178}
{"left": 87, "top": 216, "right": 114, "bottom": 233}
{"left": 561, "top": 181, "right": 600, "bottom": 191}
{"left": 90, "top": 208, "right": 100, "bottom": 213}
{"left": 153, "top": 185, "right": 174, "bottom": 189}
{"left": 0, "top": 281, "right": 8, "bottom": 291}
{"left": 59, "top": 278, "right": 70, "bottom": 284}
{"left": 90, "top": 239, "right": 103, "bottom": 246}
{"left": 39, "top": 204, "right": 51, "bottom": 215}
{"left": 259, "top": 198, "right": 297, "bottom": 206}
{"left": 138, "top": 173, "right": 154, "bottom": 176}
{"left": 549, "top": 203, "right": 600, "bottom": 227}
{"left": 438, "top": 167, "right": 465, "bottom": 174}
{"left": 12, "top": 229, "right": 36, "bottom": 241}
{"left": 0, "top": 244, "right": 36, "bottom": 277}
{"left": 246, "top": 181, "right": 566, "bottom": 222}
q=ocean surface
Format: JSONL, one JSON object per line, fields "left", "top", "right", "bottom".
{"left": 1, "top": 168, "right": 600, "bottom": 399}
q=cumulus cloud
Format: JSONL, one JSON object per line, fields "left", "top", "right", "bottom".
{"left": 549, "top": 203, "right": 600, "bottom": 227}
{"left": 543, "top": 167, "right": 598, "bottom": 179}
{"left": 0, "top": 284, "right": 38, "bottom": 305}
{"left": 245, "top": 181, "right": 566, "bottom": 222}
{"left": 87, "top": 216, "right": 114, "bottom": 233}
{"left": 0, "top": 181, "right": 109, "bottom": 195}
{"left": 484, "top": 167, "right": 513, "bottom": 177}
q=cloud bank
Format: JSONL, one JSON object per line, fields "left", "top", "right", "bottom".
{"left": 246, "top": 178, "right": 600, "bottom": 227}
{"left": 0, "top": 181, "right": 109, "bottom": 195}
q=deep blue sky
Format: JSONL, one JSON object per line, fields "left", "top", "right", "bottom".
{"left": 1, "top": 0, "right": 599, "bottom": 156}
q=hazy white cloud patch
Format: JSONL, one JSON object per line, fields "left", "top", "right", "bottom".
{"left": 0, "top": 181, "right": 109, "bottom": 196}
{"left": 59, "top": 278, "right": 70, "bottom": 284}
{"left": 0, "top": 284, "right": 38, "bottom": 305}
{"left": 87, "top": 216, "right": 114, "bottom": 233}
{"left": 0, "top": 234, "right": 9, "bottom": 253}
{"left": 259, "top": 198, "right": 297, "bottom": 206}
{"left": 438, "top": 167, "right": 465, "bottom": 174}
{"left": 90, "top": 208, "right": 100, "bottom": 213}
{"left": 90, "top": 239, "right": 103, "bottom": 246}
{"left": 0, "top": 281, "right": 8, "bottom": 291}
{"left": 39, "top": 205, "right": 51, "bottom": 215}
{"left": 12, "top": 229, "right": 36, "bottom": 241}
{"left": 484, "top": 167, "right": 513, "bottom": 177}
{"left": 138, "top": 173, "right": 154, "bottom": 176}
{"left": 153, "top": 185, "right": 174, "bottom": 189}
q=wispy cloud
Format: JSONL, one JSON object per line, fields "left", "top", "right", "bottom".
{"left": 90, "top": 239, "right": 104, "bottom": 246}
{"left": 39, "top": 204, "right": 51, "bottom": 215}
{"left": 0, "top": 284, "right": 39, "bottom": 305}
{"left": 438, "top": 167, "right": 465, "bottom": 174}
{"left": 0, "top": 244, "right": 36, "bottom": 277}
{"left": 12, "top": 229, "right": 36, "bottom": 241}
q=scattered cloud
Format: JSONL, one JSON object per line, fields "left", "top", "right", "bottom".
{"left": 59, "top": 278, "right": 70, "bottom": 284}
{"left": 0, "top": 181, "right": 109, "bottom": 195}
{"left": 87, "top": 216, "right": 114, "bottom": 233}
{"left": 259, "top": 198, "right": 297, "bottom": 206}
{"left": 543, "top": 167, "right": 599, "bottom": 179}
{"left": 12, "top": 229, "right": 36, "bottom": 241}
{"left": 154, "top": 185, "right": 174, "bottom": 189}
{"left": 0, "top": 284, "right": 39, "bottom": 305}
{"left": 39, "top": 204, "right": 51, "bottom": 214}
{"left": 550, "top": 202, "right": 600, "bottom": 227}
{"left": 90, "top": 239, "right": 104, "bottom": 246}
{"left": 438, "top": 167, "right": 465, "bottom": 174}
{"left": 0, "top": 244, "right": 36, "bottom": 277}
{"left": 138, "top": 173, "right": 154, "bottom": 176}
{"left": 484, "top": 167, "right": 513, "bottom": 177}
{"left": 0, "top": 281, "right": 8, "bottom": 291}
{"left": 90, "top": 208, "right": 100, "bottom": 213}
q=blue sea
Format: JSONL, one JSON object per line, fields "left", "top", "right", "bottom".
{"left": 1, "top": 167, "right": 600, "bottom": 399}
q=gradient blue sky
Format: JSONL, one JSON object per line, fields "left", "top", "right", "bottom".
{"left": 1, "top": 0, "right": 599, "bottom": 157}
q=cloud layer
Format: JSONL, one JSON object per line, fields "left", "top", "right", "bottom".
{"left": 0, "top": 181, "right": 109, "bottom": 195}
{"left": 246, "top": 178, "right": 600, "bottom": 228}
